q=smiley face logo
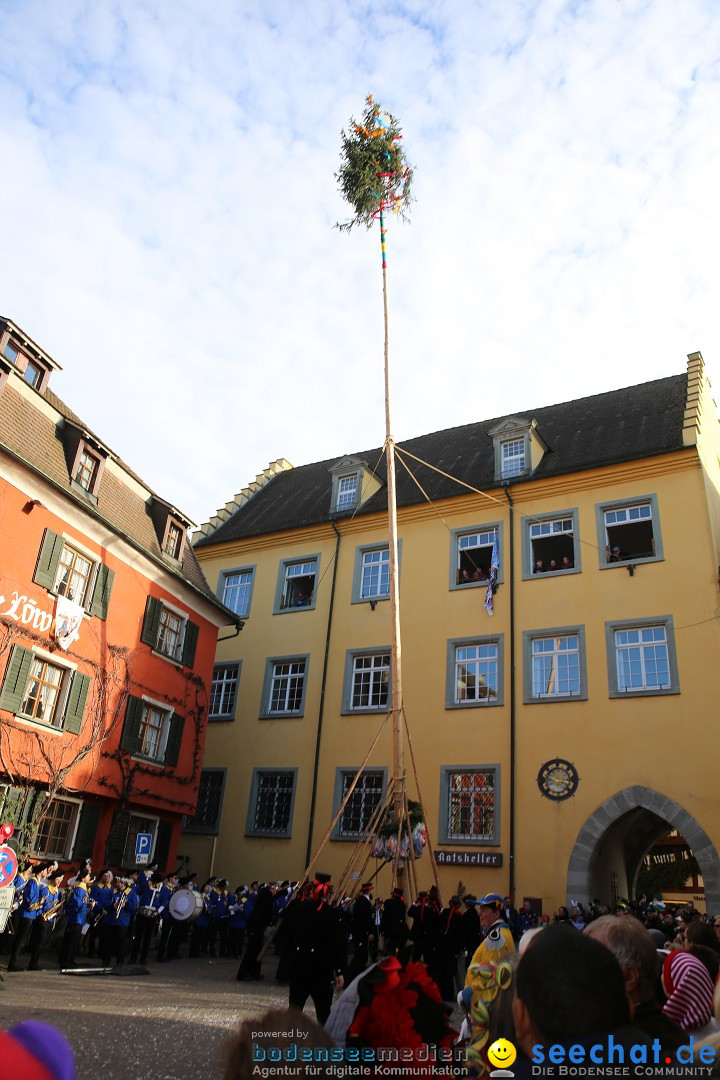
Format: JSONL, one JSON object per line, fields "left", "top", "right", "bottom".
{"left": 487, "top": 1038, "right": 517, "bottom": 1070}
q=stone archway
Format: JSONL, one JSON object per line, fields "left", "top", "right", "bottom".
{"left": 566, "top": 787, "right": 720, "bottom": 912}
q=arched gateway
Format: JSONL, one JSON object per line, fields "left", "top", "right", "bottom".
{"left": 566, "top": 787, "right": 720, "bottom": 912}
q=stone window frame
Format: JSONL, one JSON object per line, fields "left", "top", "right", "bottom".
{"left": 245, "top": 767, "right": 298, "bottom": 839}
{"left": 522, "top": 625, "right": 588, "bottom": 704}
{"left": 449, "top": 522, "right": 505, "bottom": 591}
{"left": 341, "top": 646, "right": 392, "bottom": 714}
{"left": 595, "top": 493, "right": 664, "bottom": 569}
{"left": 445, "top": 635, "right": 505, "bottom": 709}
{"left": 521, "top": 507, "right": 582, "bottom": 579}
{"left": 259, "top": 654, "right": 310, "bottom": 718}
{"left": 605, "top": 615, "right": 680, "bottom": 698}
{"left": 273, "top": 554, "right": 320, "bottom": 614}
{"left": 438, "top": 764, "right": 501, "bottom": 846}
{"left": 330, "top": 766, "right": 389, "bottom": 842}
{"left": 218, "top": 566, "right": 256, "bottom": 619}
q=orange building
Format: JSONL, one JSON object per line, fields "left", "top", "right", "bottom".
{"left": 0, "top": 316, "right": 237, "bottom": 871}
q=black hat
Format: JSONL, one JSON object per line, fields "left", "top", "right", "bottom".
{"left": 48, "top": 869, "right": 64, "bottom": 882}
{"left": 361, "top": 882, "right": 373, "bottom": 894}
{"left": 314, "top": 872, "right": 331, "bottom": 884}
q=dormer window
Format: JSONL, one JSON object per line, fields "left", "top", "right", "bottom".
{"left": 74, "top": 448, "right": 101, "bottom": 492}
{"left": 329, "top": 455, "right": 382, "bottom": 514}
{"left": 163, "top": 520, "right": 185, "bottom": 561}
{"left": 501, "top": 438, "right": 525, "bottom": 478}
{"left": 489, "top": 416, "right": 547, "bottom": 482}
{"left": 2, "top": 342, "right": 18, "bottom": 363}
{"left": 336, "top": 474, "right": 358, "bottom": 511}
{"left": 23, "top": 360, "right": 43, "bottom": 389}
{"left": 68, "top": 437, "right": 107, "bottom": 501}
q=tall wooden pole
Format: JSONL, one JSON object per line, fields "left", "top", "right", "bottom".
{"left": 381, "top": 208, "right": 405, "bottom": 889}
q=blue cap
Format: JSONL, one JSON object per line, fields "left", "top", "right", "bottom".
{"left": 476, "top": 892, "right": 505, "bottom": 908}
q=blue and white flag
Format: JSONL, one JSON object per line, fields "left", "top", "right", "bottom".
{"left": 484, "top": 536, "right": 500, "bottom": 616}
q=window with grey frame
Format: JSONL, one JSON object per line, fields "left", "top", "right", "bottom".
{"left": 268, "top": 659, "right": 306, "bottom": 715}
{"left": 360, "top": 547, "right": 390, "bottom": 599}
{"left": 251, "top": 771, "right": 295, "bottom": 835}
{"left": 530, "top": 634, "right": 581, "bottom": 698}
{"left": 184, "top": 769, "right": 226, "bottom": 834}
{"left": 279, "top": 559, "right": 317, "bottom": 609}
{"left": 336, "top": 770, "right": 386, "bottom": 838}
{"left": 454, "top": 528, "right": 497, "bottom": 586}
{"left": 209, "top": 663, "right": 240, "bottom": 719}
{"left": 598, "top": 497, "right": 662, "bottom": 566}
{"left": 221, "top": 569, "right": 254, "bottom": 618}
{"left": 452, "top": 641, "right": 499, "bottom": 705}
{"left": 444, "top": 768, "right": 497, "bottom": 843}
{"left": 349, "top": 652, "right": 390, "bottom": 711}
{"left": 528, "top": 516, "right": 575, "bottom": 575}
{"left": 336, "top": 474, "right": 358, "bottom": 511}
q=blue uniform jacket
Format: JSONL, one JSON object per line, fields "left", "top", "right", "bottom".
{"left": 19, "top": 877, "right": 41, "bottom": 920}
{"left": 65, "top": 883, "right": 90, "bottom": 926}
{"left": 105, "top": 887, "right": 139, "bottom": 927}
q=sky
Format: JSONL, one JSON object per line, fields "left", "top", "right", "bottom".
{"left": 1, "top": 0, "right": 719, "bottom": 528}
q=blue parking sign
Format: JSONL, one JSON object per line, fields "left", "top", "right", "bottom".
{"left": 135, "top": 832, "right": 153, "bottom": 865}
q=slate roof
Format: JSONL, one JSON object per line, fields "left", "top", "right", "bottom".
{"left": 0, "top": 379, "right": 228, "bottom": 614}
{"left": 196, "top": 373, "right": 689, "bottom": 546}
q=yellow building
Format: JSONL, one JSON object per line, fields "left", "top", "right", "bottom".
{"left": 183, "top": 353, "right": 720, "bottom": 915}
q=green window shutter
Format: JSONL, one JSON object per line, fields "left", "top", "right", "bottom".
{"left": 105, "top": 807, "right": 130, "bottom": 866}
{"left": 88, "top": 563, "right": 115, "bottom": 620}
{"left": 73, "top": 802, "right": 101, "bottom": 862}
{"left": 120, "top": 695, "right": 144, "bottom": 754}
{"left": 1, "top": 786, "right": 29, "bottom": 830}
{"left": 163, "top": 712, "right": 185, "bottom": 769}
{"left": 140, "top": 596, "right": 162, "bottom": 648}
{"left": 0, "top": 645, "right": 33, "bottom": 713}
{"left": 64, "top": 671, "right": 91, "bottom": 734}
{"left": 154, "top": 819, "right": 173, "bottom": 871}
{"left": 181, "top": 621, "right": 199, "bottom": 667}
{"left": 33, "top": 529, "right": 64, "bottom": 590}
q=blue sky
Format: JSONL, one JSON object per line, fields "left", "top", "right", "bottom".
{"left": 1, "top": 0, "right": 719, "bottom": 526}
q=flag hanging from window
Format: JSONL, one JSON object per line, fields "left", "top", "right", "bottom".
{"left": 484, "top": 537, "right": 499, "bottom": 616}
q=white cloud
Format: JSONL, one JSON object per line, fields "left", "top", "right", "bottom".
{"left": 1, "top": 0, "right": 719, "bottom": 524}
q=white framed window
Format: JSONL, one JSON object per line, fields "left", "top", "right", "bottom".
{"left": 74, "top": 448, "right": 101, "bottom": 493}
{"left": 342, "top": 649, "right": 390, "bottom": 713}
{"left": 523, "top": 626, "right": 587, "bottom": 703}
{"left": 33, "top": 797, "right": 81, "bottom": 859}
{"left": 524, "top": 510, "right": 580, "bottom": 577}
{"left": 54, "top": 542, "right": 95, "bottom": 606}
{"left": 596, "top": 495, "right": 663, "bottom": 567}
{"left": 336, "top": 474, "right": 358, "bottom": 511}
{"left": 141, "top": 597, "right": 198, "bottom": 668}
{"left": 501, "top": 438, "right": 525, "bottom": 478}
{"left": 209, "top": 663, "right": 240, "bottom": 720}
{"left": 440, "top": 767, "right": 499, "bottom": 844}
{"left": 220, "top": 568, "right": 255, "bottom": 618}
{"left": 451, "top": 525, "right": 502, "bottom": 588}
{"left": 0, "top": 644, "right": 90, "bottom": 733}
{"left": 274, "top": 556, "right": 319, "bottom": 613}
{"left": 332, "top": 768, "right": 387, "bottom": 840}
{"left": 260, "top": 655, "right": 309, "bottom": 717}
{"left": 120, "top": 694, "right": 185, "bottom": 767}
{"left": 246, "top": 769, "right": 297, "bottom": 838}
{"left": 352, "top": 543, "right": 396, "bottom": 604}
{"left": 605, "top": 617, "right": 679, "bottom": 697}
{"left": 446, "top": 637, "right": 503, "bottom": 708}
{"left": 33, "top": 530, "right": 114, "bottom": 620}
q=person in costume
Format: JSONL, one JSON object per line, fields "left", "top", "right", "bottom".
{"left": 130, "top": 871, "right": 164, "bottom": 964}
{"left": 464, "top": 892, "right": 515, "bottom": 1005}
{"left": 58, "top": 865, "right": 94, "bottom": 969}
{"left": 348, "top": 881, "right": 376, "bottom": 979}
{"left": 380, "top": 886, "right": 410, "bottom": 959}
{"left": 7, "top": 861, "right": 53, "bottom": 971}
{"left": 284, "top": 873, "right": 346, "bottom": 1023}
{"left": 27, "top": 868, "right": 64, "bottom": 971}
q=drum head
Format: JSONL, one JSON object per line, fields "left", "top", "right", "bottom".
{"left": 168, "top": 887, "right": 202, "bottom": 922}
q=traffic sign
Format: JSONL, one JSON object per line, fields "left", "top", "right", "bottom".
{"left": 135, "top": 832, "right": 153, "bottom": 865}
{"left": 0, "top": 844, "right": 18, "bottom": 889}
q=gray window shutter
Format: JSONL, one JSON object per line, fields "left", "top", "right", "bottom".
{"left": 88, "top": 563, "right": 115, "bottom": 620}
{"left": 164, "top": 712, "right": 185, "bottom": 768}
{"left": 73, "top": 802, "right": 101, "bottom": 861}
{"left": 181, "top": 621, "right": 199, "bottom": 667}
{"left": 120, "top": 695, "right": 144, "bottom": 754}
{"left": 64, "top": 671, "right": 91, "bottom": 734}
{"left": 0, "top": 645, "right": 33, "bottom": 713}
{"left": 33, "top": 529, "right": 64, "bottom": 590}
{"left": 140, "top": 596, "right": 162, "bottom": 648}
{"left": 154, "top": 819, "right": 172, "bottom": 871}
{"left": 0, "top": 786, "right": 30, "bottom": 831}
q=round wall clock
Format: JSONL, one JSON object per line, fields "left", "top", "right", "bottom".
{"left": 537, "top": 758, "right": 579, "bottom": 801}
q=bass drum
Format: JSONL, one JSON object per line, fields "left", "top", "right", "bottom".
{"left": 168, "top": 887, "right": 203, "bottom": 923}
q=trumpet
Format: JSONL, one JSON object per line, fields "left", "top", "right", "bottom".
{"left": 42, "top": 900, "right": 63, "bottom": 922}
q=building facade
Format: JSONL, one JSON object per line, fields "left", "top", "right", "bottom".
{"left": 0, "top": 317, "right": 236, "bottom": 871}
{"left": 186, "top": 353, "right": 720, "bottom": 914}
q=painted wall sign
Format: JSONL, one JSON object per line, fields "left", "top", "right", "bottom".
{"left": 0, "top": 591, "right": 53, "bottom": 633}
{"left": 435, "top": 850, "right": 503, "bottom": 867}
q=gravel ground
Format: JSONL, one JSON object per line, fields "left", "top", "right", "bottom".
{"left": 0, "top": 947, "right": 293, "bottom": 1080}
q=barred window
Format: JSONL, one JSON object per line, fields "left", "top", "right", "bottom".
{"left": 184, "top": 770, "right": 226, "bottom": 834}
{"left": 253, "top": 771, "right": 295, "bottom": 834}
{"left": 447, "top": 770, "right": 495, "bottom": 842}
{"left": 338, "top": 770, "right": 385, "bottom": 838}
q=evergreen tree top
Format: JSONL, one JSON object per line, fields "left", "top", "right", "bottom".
{"left": 336, "top": 94, "right": 414, "bottom": 232}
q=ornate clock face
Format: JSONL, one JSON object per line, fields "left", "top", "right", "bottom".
{"left": 537, "top": 758, "right": 579, "bottom": 801}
